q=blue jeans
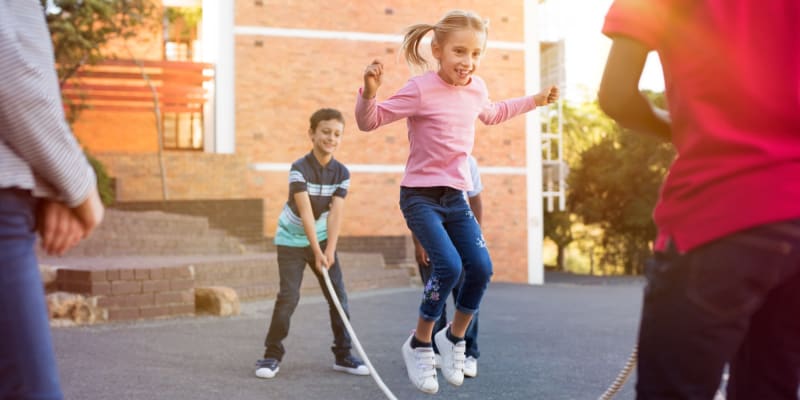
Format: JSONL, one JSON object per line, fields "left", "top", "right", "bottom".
{"left": 417, "top": 263, "right": 480, "bottom": 358}
{"left": 263, "top": 241, "right": 352, "bottom": 361}
{"left": 0, "top": 189, "right": 63, "bottom": 400}
{"left": 400, "top": 186, "right": 492, "bottom": 323}
{"left": 637, "top": 219, "right": 800, "bottom": 400}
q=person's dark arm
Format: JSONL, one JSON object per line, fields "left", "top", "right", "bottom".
{"left": 468, "top": 193, "right": 483, "bottom": 225}
{"left": 598, "top": 36, "right": 671, "bottom": 141}
{"left": 412, "top": 234, "right": 429, "bottom": 267}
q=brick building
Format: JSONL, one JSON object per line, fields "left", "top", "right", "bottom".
{"left": 73, "top": 0, "right": 550, "bottom": 284}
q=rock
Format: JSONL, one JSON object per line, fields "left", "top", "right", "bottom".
{"left": 46, "top": 292, "right": 104, "bottom": 325}
{"left": 195, "top": 286, "right": 240, "bottom": 316}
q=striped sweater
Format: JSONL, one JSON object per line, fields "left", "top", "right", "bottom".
{"left": 0, "top": 0, "right": 95, "bottom": 207}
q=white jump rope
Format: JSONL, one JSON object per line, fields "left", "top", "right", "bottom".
{"left": 324, "top": 264, "right": 726, "bottom": 400}
{"left": 321, "top": 265, "right": 399, "bottom": 400}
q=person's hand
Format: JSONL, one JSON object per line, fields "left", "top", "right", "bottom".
{"left": 314, "top": 248, "right": 329, "bottom": 272}
{"left": 324, "top": 248, "right": 336, "bottom": 271}
{"left": 415, "top": 244, "right": 430, "bottom": 267}
{"left": 38, "top": 200, "right": 85, "bottom": 256}
{"left": 72, "top": 186, "right": 104, "bottom": 238}
{"left": 534, "top": 85, "right": 559, "bottom": 106}
{"left": 362, "top": 59, "right": 383, "bottom": 99}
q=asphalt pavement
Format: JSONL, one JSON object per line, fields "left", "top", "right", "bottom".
{"left": 53, "top": 274, "right": 645, "bottom": 400}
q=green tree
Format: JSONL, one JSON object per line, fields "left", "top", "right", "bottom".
{"left": 568, "top": 109, "right": 674, "bottom": 274}
{"left": 542, "top": 101, "right": 616, "bottom": 271}
{"left": 543, "top": 208, "right": 573, "bottom": 271}
{"left": 44, "top": 0, "right": 157, "bottom": 121}
{"left": 43, "top": 0, "right": 158, "bottom": 205}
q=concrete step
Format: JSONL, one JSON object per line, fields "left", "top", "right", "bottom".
{"left": 63, "top": 232, "right": 245, "bottom": 257}
{"left": 98, "top": 210, "right": 211, "bottom": 235}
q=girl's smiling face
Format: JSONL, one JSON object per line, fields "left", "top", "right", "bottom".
{"left": 432, "top": 29, "right": 486, "bottom": 86}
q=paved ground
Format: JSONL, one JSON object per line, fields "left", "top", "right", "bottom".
{"left": 53, "top": 273, "right": 646, "bottom": 400}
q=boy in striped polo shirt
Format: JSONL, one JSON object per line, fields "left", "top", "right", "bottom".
{"left": 255, "top": 108, "right": 368, "bottom": 379}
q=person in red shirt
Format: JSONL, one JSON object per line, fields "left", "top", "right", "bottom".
{"left": 599, "top": 1, "right": 800, "bottom": 398}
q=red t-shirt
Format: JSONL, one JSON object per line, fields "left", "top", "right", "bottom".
{"left": 603, "top": 0, "right": 800, "bottom": 252}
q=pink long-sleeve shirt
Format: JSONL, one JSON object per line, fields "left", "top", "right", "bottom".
{"left": 355, "top": 71, "right": 536, "bottom": 191}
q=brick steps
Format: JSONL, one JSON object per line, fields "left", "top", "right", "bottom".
{"left": 64, "top": 232, "right": 244, "bottom": 256}
{"left": 50, "top": 261, "right": 196, "bottom": 322}
{"left": 42, "top": 253, "right": 409, "bottom": 321}
{"left": 42, "top": 210, "right": 412, "bottom": 323}
{"left": 92, "top": 209, "right": 212, "bottom": 234}
{"left": 43, "top": 253, "right": 411, "bottom": 321}
{"left": 59, "top": 210, "right": 244, "bottom": 256}
{"left": 192, "top": 252, "right": 411, "bottom": 300}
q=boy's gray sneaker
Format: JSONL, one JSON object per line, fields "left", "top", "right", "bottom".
{"left": 333, "top": 354, "right": 370, "bottom": 376}
{"left": 255, "top": 358, "right": 280, "bottom": 379}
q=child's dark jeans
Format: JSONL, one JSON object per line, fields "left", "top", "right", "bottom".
{"left": 417, "top": 262, "right": 480, "bottom": 358}
{"left": 637, "top": 219, "right": 800, "bottom": 399}
{"left": 263, "top": 240, "right": 352, "bottom": 361}
{"left": 400, "top": 186, "right": 492, "bottom": 323}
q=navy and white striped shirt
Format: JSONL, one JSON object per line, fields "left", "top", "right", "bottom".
{"left": 275, "top": 152, "right": 350, "bottom": 247}
{"left": 0, "top": 1, "right": 96, "bottom": 206}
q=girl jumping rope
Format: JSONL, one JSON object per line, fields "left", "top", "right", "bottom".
{"left": 355, "top": 9, "right": 558, "bottom": 394}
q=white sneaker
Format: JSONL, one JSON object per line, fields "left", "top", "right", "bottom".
{"left": 464, "top": 356, "right": 477, "bottom": 378}
{"left": 401, "top": 333, "right": 439, "bottom": 394}
{"left": 434, "top": 353, "right": 442, "bottom": 369}
{"left": 433, "top": 326, "right": 465, "bottom": 386}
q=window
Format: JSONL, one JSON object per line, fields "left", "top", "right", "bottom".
{"left": 162, "top": 112, "right": 203, "bottom": 150}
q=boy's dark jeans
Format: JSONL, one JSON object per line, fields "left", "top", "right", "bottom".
{"left": 417, "top": 262, "right": 480, "bottom": 358}
{"left": 263, "top": 241, "right": 352, "bottom": 361}
{"left": 637, "top": 219, "right": 800, "bottom": 400}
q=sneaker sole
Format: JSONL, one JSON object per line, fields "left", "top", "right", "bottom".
{"left": 255, "top": 366, "right": 279, "bottom": 379}
{"left": 332, "top": 364, "right": 370, "bottom": 376}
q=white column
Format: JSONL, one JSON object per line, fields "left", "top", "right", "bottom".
{"left": 524, "top": 1, "right": 544, "bottom": 285}
{"left": 201, "top": 0, "right": 235, "bottom": 154}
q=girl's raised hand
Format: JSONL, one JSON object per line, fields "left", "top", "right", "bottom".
{"left": 362, "top": 59, "right": 383, "bottom": 99}
{"left": 534, "top": 85, "right": 560, "bottom": 106}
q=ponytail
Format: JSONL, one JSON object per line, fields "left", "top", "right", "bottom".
{"left": 401, "top": 24, "right": 435, "bottom": 71}
{"left": 399, "top": 10, "right": 489, "bottom": 73}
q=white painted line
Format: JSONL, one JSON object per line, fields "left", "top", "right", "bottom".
{"left": 234, "top": 26, "right": 525, "bottom": 51}
{"left": 250, "top": 163, "right": 527, "bottom": 175}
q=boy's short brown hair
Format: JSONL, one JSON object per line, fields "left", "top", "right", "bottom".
{"left": 309, "top": 108, "right": 345, "bottom": 131}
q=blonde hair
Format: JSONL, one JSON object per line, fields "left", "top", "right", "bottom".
{"left": 400, "top": 10, "right": 489, "bottom": 71}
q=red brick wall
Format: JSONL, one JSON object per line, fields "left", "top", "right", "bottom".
{"left": 72, "top": 1, "right": 534, "bottom": 283}
{"left": 237, "top": 0, "right": 531, "bottom": 282}
{"left": 96, "top": 152, "right": 248, "bottom": 201}
{"left": 57, "top": 266, "right": 194, "bottom": 322}
{"left": 236, "top": 1, "right": 524, "bottom": 42}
